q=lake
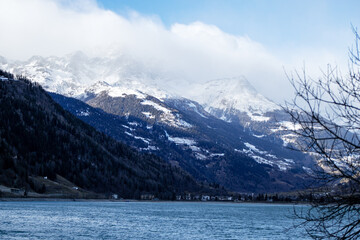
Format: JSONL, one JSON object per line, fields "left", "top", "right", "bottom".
{"left": 0, "top": 201, "right": 310, "bottom": 239}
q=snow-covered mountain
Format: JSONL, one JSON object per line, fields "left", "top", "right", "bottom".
{"left": 0, "top": 52, "right": 314, "bottom": 192}
{"left": 50, "top": 91, "right": 313, "bottom": 192}
{"left": 187, "top": 76, "right": 281, "bottom": 122}
{"left": 1, "top": 53, "right": 286, "bottom": 126}
{"left": 1, "top": 52, "right": 172, "bottom": 99}
{"left": 185, "top": 76, "right": 301, "bottom": 148}
{"left": 0, "top": 52, "right": 301, "bottom": 147}
{"left": 1, "top": 53, "right": 280, "bottom": 114}
{"left": 1, "top": 53, "right": 189, "bottom": 128}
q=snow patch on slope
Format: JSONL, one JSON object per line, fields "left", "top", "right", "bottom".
{"left": 141, "top": 100, "right": 170, "bottom": 113}
{"left": 164, "top": 130, "right": 196, "bottom": 146}
{"left": 271, "top": 121, "right": 302, "bottom": 132}
{"left": 141, "top": 100, "right": 192, "bottom": 129}
{"left": 187, "top": 102, "right": 208, "bottom": 118}
{"left": 168, "top": 136, "right": 196, "bottom": 145}
{"left": 142, "top": 112, "right": 155, "bottom": 119}
{"left": 242, "top": 142, "right": 294, "bottom": 171}
{"left": 76, "top": 109, "right": 90, "bottom": 116}
{"left": 85, "top": 81, "right": 147, "bottom": 99}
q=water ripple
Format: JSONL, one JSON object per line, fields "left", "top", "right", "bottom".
{"left": 0, "top": 201, "right": 309, "bottom": 240}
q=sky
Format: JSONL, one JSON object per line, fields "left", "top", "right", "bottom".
{"left": 0, "top": 0, "right": 359, "bottom": 103}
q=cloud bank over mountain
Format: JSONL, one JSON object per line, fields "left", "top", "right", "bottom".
{"left": 0, "top": 0, "right": 346, "bottom": 103}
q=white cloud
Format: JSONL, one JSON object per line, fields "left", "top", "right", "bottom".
{"left": 0, "top": 0, "right": 348, "bottom": 103}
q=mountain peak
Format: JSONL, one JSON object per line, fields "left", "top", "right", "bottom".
{"left": 188, "top": 76, "right": 280, "bottom": 117}
{"left": 204, "top": 76, "right": 257, "bottom": 95}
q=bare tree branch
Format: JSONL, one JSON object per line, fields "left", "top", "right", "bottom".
{"left": 284, "top": 28, "right": 360, "bottom": 239}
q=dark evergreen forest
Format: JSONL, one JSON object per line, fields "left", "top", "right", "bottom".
{"left": 0, "top": 70, "right": 209, "bottom": 199}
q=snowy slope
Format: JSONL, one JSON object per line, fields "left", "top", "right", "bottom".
{"left": 187, "top": 76, "right": 281, "bottom": 122}
{"left": 51, "top": 92, "right": 313, "bottom": 192}
{"left": 0, "top": 52, "right": 173, "bottom": 100}
{"left": 184, "top": 76, "right": 299, "bottom": 148}
{"left": 0, "top": 53, "right": 304, "bottom": 167}
{"left": 1, "top": 54, "right": 280, "bottom": 119}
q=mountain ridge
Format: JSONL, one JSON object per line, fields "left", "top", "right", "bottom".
{"left": 0, "top": 70, "right": 210, "bottom": 199}
{"left": 0, "top": 54, "right": 315, "bottom": 192}
{"left": 50, "top": 90, "right": 313, "bottom": 193}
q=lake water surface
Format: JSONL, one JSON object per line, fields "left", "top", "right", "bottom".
{"left": 0, "top": 201, "right": 310, "bottom": 239}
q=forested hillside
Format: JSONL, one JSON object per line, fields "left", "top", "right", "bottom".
{"left": 0, "top": 70, "right": 207, "bottom": 199}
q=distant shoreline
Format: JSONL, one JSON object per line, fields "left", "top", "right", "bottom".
{"left": 0, "top": 197, "right": 309, "bottom": 205}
